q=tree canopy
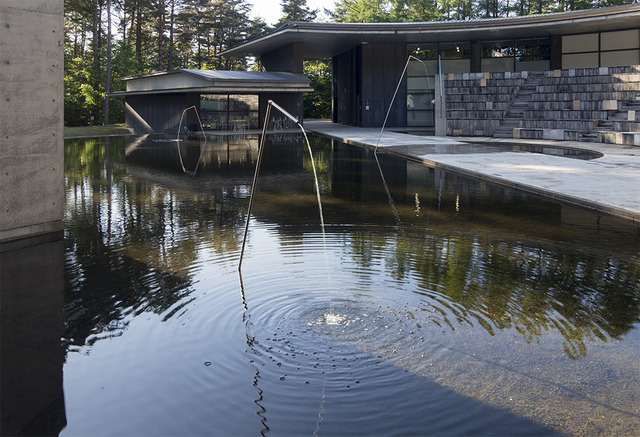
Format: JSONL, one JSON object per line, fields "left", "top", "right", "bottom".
{"left": 330, "top": 0, "right": 636, "bottom": 22}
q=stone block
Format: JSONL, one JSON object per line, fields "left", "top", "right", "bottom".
{"left": 513, "top": 128, "right": 521, "bottom": 139}
{"left": 599, "top": 67, "right": 609, "bottom": 75}
{"left": 553, "top": 70, "right": 561, "bottom": 78}
{"left": 629, "top": 110, "right": 636, "bottom": 121}
{"left": 573, "top": 100, "right": 580, "bottom": 110}
{"left": 480, "top": 78, "right": 486, "bottom": 87}
{"left": 486, "top": 101, "right": 493, "bottom": 110}
{"left": 543, "top": 129, "right": 564, "bottom": 140}
{"left": 602, "top": 100, "right": 618, "bottom": 111}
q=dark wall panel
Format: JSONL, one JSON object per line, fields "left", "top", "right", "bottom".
{"left": 126, "top": 93, "right": 193, "bottom": 134}
{"left": 333, "top": 48, "right": 360, "bottom": 126}
{"left": 259, "top": 93, "right": 304, "bottom": 127}
{"left": 359, "top": 42, "right": 407, "bottom": 128}
{"left": 262, "top": 42, "right": 304, "bottom": 73}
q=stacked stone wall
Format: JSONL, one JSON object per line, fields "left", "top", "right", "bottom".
{"left": 444, "top": 66, "right": 640, "bottom": 144}
{"left": 445, "top": 72, "right": 528, "bottom": 136}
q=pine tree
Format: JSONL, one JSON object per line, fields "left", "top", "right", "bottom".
{"left": 277, "top": 0, "right": 318, "bottom": 26}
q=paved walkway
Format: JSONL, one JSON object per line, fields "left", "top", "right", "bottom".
{"left": 305, "top": 120, "right": 640, "bottom": 222}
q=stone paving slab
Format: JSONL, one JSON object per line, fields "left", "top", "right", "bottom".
{"left": 305, "top": 121, "right": 640, "bottom": 222}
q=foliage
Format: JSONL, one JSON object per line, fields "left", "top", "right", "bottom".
{"left": 303, "top": 59, "right": 332, "bottom": 119}
{"left": 330, "top": 0, "right": 637, "bottom": 21}
{"left": 276, "top": 0, "right": 318, "bottom": 26}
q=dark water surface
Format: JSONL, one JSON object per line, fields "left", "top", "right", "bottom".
{"left": 57, "top": 134, "right": 639, "bottom": 436}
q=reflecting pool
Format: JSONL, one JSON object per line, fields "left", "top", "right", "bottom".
{"left": 59, "top": 134, "right": 639, "bottom": 436}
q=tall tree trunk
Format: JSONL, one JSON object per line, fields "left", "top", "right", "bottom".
{"left": 136, "top": 1, "right": 142, "bottom": 61}
{"left": 81, "top": 23, "right": 87, "bottom": 58}
{"left": 104, "top": 0, "right": 112, "bottom": 125}
{"left": 158, "top": 0, "right": 165, "bottom": 70}
{"left": 73, "top": 30, "right": 78, "bottom": 58}
{"left": 168, "top": 0, "right": 175, "bottom": 70}
{"left": 122, "top": 5, "right": 127, "bottom": 43}
{"left": 128, "top": 0, "right": 136, "bottom": 44}
{"left": 92, "top": 0, "right": 99, "bottom": 66}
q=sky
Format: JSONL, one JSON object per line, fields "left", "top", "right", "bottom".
{"left": 248, "top": 0, "right": 334, "bottom": 25}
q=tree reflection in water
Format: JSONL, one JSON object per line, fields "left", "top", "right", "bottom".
{"left": 63, "top": 134, "right": 640, "bottom": 361}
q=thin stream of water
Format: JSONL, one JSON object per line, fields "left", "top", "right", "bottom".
{"left": 237, "top": 101, "right": 336, "bottom": 435}
{"left": 176, "top": 105, "right": 207, "bottom": 175}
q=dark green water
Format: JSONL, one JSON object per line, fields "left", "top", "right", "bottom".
{"left": 51, "top": 134, "right": 640, "bottom": 435}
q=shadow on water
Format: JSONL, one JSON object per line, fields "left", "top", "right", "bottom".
{"left": 1, "top": 235, "right": 67, "bottom": 436}
{"left": 58, "top": 134, "right": 640, "bottom": 436}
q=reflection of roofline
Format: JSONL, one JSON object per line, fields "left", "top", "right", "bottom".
{"left": 221, "top": 4, "right": 640, "bottom": 59}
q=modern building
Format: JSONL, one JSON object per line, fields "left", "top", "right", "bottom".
{"left": 118, "top": 69, "right": 312, "bottom": 134}
{"left": 223, "top": 4, "right": 640, "bottom": 142}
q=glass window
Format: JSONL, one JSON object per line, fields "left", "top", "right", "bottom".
{"left": 409, "top": 43, "right": 469, "bottom": 60}
{"left": 201, "top": 95, "right": 227, "bottom": 112}
{"left": 200, "top": 94, "right": 259, "bottom": 131}
{"left": 440, "top": 42, "right": 470, "bottom": 59}
{"left": 409, "top": 43, "right": 439, "bottom": 60}
{"left": 482, "top": 40, "right": 516, "bottom": 58}
{"left": 516, "top": 38, "right": 550, "bottom": 62}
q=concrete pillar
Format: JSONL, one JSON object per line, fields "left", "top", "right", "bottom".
{"left": 0, "top": 1, "right": 64, "bottom": 243}
{"left": 434, "top": 74, "right": 447, "bottom": 136}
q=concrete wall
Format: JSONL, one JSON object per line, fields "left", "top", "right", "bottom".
{"left": 0, "top": 1, "right": 64, "bottom": 242}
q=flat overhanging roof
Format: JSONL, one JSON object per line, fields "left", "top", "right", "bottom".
{"left": 112, "top": 69, "right": 313, "bottom": 96}
{"left": 222, "top": 4, "right": 640, "bottom": 59}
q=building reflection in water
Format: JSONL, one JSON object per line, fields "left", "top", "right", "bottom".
{"left": 1, "top": 233, "right": 66, "bottom": 436}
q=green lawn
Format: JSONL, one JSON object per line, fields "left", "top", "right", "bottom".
{"left": 64, "top": 124, "right": 131, "bottom": 138}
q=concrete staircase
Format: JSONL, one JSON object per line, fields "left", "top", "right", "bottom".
{"left": 493, "top": 72, "right": 544, "bottom": 138}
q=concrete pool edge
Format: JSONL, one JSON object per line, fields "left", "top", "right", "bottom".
{"left": 305, "top": 121, "right": 640, "bottom": 224}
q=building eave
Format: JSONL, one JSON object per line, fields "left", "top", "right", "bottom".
{"left": 221, "top": 4, "right": 640, "bottom": 59}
